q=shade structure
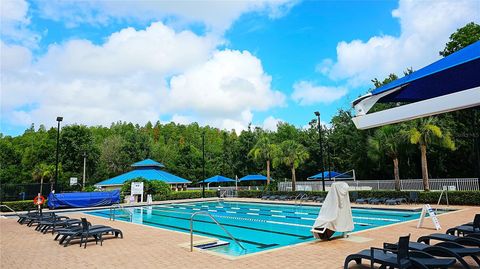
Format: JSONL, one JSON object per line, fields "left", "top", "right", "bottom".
{"left": 95, "top": 159, "right": 190, "bottom": 187}
{"left": 203, "top": 175, "right": 235, "bottom": 183}
{"left": 352, "top": 41, "right": 480, "bottom": 129}
{"left": 239, "top": 174, "right": 268, "bottom": 182}
{"left": 308, "top": 171, "right": 351, "bottom": 180}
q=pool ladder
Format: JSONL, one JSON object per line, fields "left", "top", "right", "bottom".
{"left": 190, "top": 211, "right": 246, "bottom": 252}
{"left": 294, "top": 193, "right": 308, "bottom": 206}
{"left": 109, "top": 203, "right": 133, "bottom": 222}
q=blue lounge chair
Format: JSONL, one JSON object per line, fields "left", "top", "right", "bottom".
{"left": 418, "top": 233, "right": 480, "bottom": 247}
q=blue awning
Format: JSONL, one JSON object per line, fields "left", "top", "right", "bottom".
{"left": 352, "top": 41, "right": 480, "bottom": 129}
{"left": 239, "top": 174, "right": 268, "bottom": 182}
{"left": 372, "top": 41, "right": 480, "bottom": 102}
{"left": 202, "top": 175, "right": 235, "bottom": 183}
{"left": 308, "top": 171, "right": 351, "bottom": 180}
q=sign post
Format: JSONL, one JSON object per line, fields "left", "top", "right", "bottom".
{"left": 131, "top": 182, "right": 144, "bottom": 203}
{"left": 417, "top": 204, "right": 441, "bottom": 230}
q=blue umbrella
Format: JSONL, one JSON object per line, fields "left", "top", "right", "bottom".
{"left": 239, "top": 174, "right": 268, "bottom": 182}
{"left": 202, "top": 175, "right": 235, "bottom": 183}
{"left": 308, "top": 171, "right": 350, "bottom": 180}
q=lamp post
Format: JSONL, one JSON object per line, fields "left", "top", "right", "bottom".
{"left": 82, "top": 152, "right": 87, "bottom": 189}
{"left": 314, "top": 112, "right": 326, "bottom": 191}
{"left": 325, "top": 126, "right": 332, "bottom": 182}
{"left": 202, "top": 131, "right": 206, "bottom": 198}
{"left": 54, "top": 117, "right": 63, "bottom": 192}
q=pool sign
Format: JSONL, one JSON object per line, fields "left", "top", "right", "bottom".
{"left": 417, "top": 204, "right": 441, "bottom": 230}
{"left": 131, "top": 182, "right": 144, "bottom": 203}
{"left": 69, "top": 177, "right": 78, "bottom": 186}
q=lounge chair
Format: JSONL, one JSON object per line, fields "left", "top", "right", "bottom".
{"left": 37, "top": 217, "right": 83, "bottom": 234}
{"left": 344, "top": 234, "right": 455, "bottom": 269}
{"left": 17, "top": 210, "right": 41, "bottom": 224}
{"left": 418, "top": 233, "right": 480, "bottom": 247}
{"left": 385, "top": 240, "right": 480, "bottom": 269}
{"left": 316, "top": 197, "right": 325, "bottom": 203}
{"left": 350, "top": 191, "right": 358, "bottom": 202}
{"left": 355, "top": 198, "right": 371, "bottom": 204}
{"left": 369, "top": 198, "right": 387, "bottom": 205}
{"left": 385, "top": 198, "right": 408, "bottom": 205}
{"left": 409, "top": 191, "right": 419, "bottom": 203}
{"left": 446, "top": 214, "right": 480, "bottom": 236}
{"left": 261, "top": 195, "right": 270, "bottom": 200}
{"left": 267, "top": 195, "right": 279, "bottom": 200}
{"left": 59, "top": 218, "right": 123, "bottom": 248}
{"left": 277, "top": 195, "right": 289, "bottom": 201}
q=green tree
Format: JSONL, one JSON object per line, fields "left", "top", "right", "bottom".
{"left": 440, "top": 22, "right": 480, "bottom": 57}
{"left": 368, "top": 125, "right": 404, "bottom": 190}
{"left": 407, "top": 118, "right": 456, "bottom": 190}
{"left": 32, "top": 163, "right": 56, "bottom": 193}
{"left": 249, "top": 135, "right": 277, "bottom": 184}
{"left": 273, "top": 140, "right": 309, "bottom": 191}
{"left": 100, "top": 135, "right": 129, "bottom": 176}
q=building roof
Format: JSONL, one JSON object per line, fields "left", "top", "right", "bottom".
{"left": 131, "top": 158, "right": 165, "bottom": 168}
{"left": 95, "top": 159, "right": 190, "bottom": 186}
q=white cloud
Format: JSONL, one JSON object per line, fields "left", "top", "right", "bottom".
{"left": 35, "top": 0, "right": 298, "bottom": 33}
{"left": 1, "top": 22, "right": 284, "bottom": 133}
{"left": 291, "top": 81, "right": 347, "bottom": 106}
{"left": 167, "top": 49, "right": 285, "bottom": 115}
{"left": 262, "top": 116, "right": 282, "bottom": 131}
{"left": 321, "top": 0, "right": 480, "bottom": 87}
{"left": 0, "top": 0, "right": 39, "bottom": 47}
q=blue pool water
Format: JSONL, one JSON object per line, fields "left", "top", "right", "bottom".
{"left": 86, "top": 201, "right": 421, "bottom": 256}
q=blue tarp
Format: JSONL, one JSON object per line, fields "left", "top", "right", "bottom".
{"left": 371, "top": 41, "right": 480, "bottom": 103}
{"left": 47, "top": 190, "right": 120, "bottom": 209}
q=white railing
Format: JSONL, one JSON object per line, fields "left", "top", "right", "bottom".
{"left": 278, "top": 178, "right": 479, "bottom": 191}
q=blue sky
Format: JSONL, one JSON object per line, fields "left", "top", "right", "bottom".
{"left": 1, "top": 0, "right": 479, "bottom": 136}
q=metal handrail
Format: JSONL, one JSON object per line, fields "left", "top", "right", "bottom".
{"left": 109, "top": 204, "right": 132, "bottom": 221}
{"left": 190, "top": 211, "right": 246, "bottom": 252}
{"left": 294, "top": 193, "right": 308, "bottom": 205}
{"left": 0, "top": 205, "right": 19, "bottom": 216}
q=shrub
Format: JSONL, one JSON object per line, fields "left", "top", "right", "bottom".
{"left": 1, "top": 200, "right": 44, "bottom": 212}
{"left": 153, "top": 190, "right": 216, "bottom": 201}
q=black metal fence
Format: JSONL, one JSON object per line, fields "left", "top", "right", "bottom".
{"left": 0, "top": 183, "right": 81, "bottom": 202}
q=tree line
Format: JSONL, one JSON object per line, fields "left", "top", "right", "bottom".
{"left": 0, "top": 23, "right": 478, "bottom": 191}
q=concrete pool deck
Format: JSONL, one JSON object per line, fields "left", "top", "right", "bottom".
{"left": 1, "top": 198, "right": 478, "bottom": 269}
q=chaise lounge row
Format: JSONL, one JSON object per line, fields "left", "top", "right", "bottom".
{"left": 344, "top": 214, "right": 480, "bottom": 268}
{"left": 17, "top": 209, "right": 123, "bottom": 248}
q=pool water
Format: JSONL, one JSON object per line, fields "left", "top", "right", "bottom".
{"left": 86, "top": 201, "right": 421, "bottom": 256}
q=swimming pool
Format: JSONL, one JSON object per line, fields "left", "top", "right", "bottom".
{"left": 86, "top": 201, "right": 421, "bottom": 256}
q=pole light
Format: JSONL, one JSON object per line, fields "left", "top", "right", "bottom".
{"left": 202, "top": 131, "right": 206, "bottom": 198}
{"left": 314, "top": 111, "right": 326, "bottom": 191}
{"left": 83, "top": 151, "right": 87, "bottom": 189}
{"left": 54, "top": 116, "right": 63, "bottom": 192}
{"left": 325, "top": 126, "right": 332, "bottom": 181}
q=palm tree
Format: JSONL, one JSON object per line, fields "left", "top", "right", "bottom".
{"left": 407, "top": 117, "right": 455, "bottom": 191}
{"left": 273, "top": 140, "right": 309, "bottom": 191}
{"left": 249, "top": 135, "right": 277, "bottom": 184}
{"left": 368, "top": 125, "right": 404, "bottom": 191}
{"left": 32, "top": 163, "right": 54, "bottom": 194}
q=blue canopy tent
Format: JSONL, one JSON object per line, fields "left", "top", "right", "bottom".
{"left": 202, "top": 175, "right": 235, "bottom": 190}
{"left": 307, "top": 171, "right": 354, "bottom": 181}
{"left": 239, "top": 174, "right": 268, "bottom": 182}
{"left": 352, "top": 41, "right": 480, "bottom": 129}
